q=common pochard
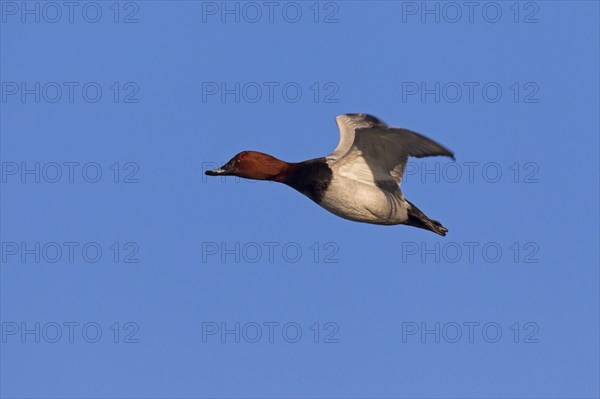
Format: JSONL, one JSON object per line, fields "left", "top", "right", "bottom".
{"left": 206, "top": 114, "right": 454, "bottom": 236}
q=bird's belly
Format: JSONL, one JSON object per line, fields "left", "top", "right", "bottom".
{"left": 318, "top": 178, "right": 408, "bottom": 225}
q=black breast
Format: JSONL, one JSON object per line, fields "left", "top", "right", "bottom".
{"left": 284, "top": 158, "right": 333, "bottom": 204}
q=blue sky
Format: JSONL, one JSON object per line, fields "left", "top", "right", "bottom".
{"left": 1, "top": 1, "right": 599, "bottom": 398}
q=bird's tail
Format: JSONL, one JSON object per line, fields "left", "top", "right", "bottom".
{"left": 406, "top": 201, "right": 448, "bottom": 236}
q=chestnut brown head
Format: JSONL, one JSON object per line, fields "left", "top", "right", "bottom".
{"left": 205, "top": 151, "right": 288, "bottom": 181}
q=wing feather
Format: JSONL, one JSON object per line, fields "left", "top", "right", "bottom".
{"left": 329, "top": 114, "right": 454, "bottom": 187}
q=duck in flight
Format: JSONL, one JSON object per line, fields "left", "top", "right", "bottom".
{"left": 206, "top": 114, "right": 455, "bottom": 236}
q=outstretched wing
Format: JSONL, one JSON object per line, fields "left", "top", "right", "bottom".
{"left": 328, "top": 114, "right": 454, "bottom": 188}
{"left": 327, "top": 114, "right": 387, "bottom": 162}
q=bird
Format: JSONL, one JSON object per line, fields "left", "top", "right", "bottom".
{"left": 205, "top": 113, "right": 454, "bottom": 236}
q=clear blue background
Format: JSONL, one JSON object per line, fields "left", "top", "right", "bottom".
{"left": 1, "top": 1, "right": 599, "bottom": 398}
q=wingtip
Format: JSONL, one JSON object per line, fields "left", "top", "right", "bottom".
{"left": 434, "top": 225, "right": 449, "bottom": 237}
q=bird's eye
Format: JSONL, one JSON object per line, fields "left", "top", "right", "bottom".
{"left": 239, "top": 152, "right": 248, "bottom": 160}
